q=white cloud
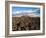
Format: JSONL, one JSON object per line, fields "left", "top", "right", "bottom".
{"left": 13, "top": 10, "right": 33, "bottom": 14}
{"left": 12, "top": 10, "right": 40, "bottom": 17}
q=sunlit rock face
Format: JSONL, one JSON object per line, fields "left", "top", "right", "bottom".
{"left": 12, "top": 16, "right": 40, "bottom": 31}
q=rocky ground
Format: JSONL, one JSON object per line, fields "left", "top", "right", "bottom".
{"left": 12, "top": 16, "right": 40, "bottom": 31}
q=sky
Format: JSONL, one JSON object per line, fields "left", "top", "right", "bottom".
{"left": 12, "top": 6, "right": 40, "bottom": 17}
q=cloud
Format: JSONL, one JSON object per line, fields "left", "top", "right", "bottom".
{"left": 12, "top": 10, "right": 40, "bottom": 17}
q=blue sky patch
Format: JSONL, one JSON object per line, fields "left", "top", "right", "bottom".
{"left": 12, "top": 6, "right": 40, "bottom": 17}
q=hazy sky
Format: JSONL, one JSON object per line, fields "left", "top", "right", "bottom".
{"left": 12, "top": 7, "right": 40, "bottom": 16}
